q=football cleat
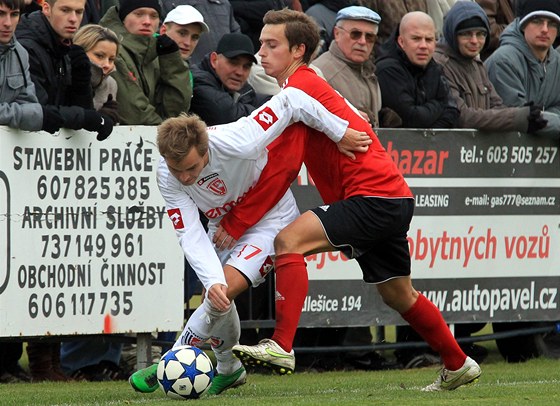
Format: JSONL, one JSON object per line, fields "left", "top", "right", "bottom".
{"left": 129, "top": 363, "right": 158, "bottom": 393}
{"left": 207, "top": 366, "right": 247, "bottom": 395}
{"left": 422, "top": 356, "right": 481, "bottom": 392}
{"left": 233, "top": 339, "right": 295, "bottom": 375}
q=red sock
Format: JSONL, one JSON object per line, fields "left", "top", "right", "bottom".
{"left": 401, "top": 293, "right": 466, "bottom": 370}
{"left": 271, "top": 253, "right": 308, "bottom": 352}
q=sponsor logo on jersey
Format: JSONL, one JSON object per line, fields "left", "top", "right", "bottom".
{"left": 167, "top": 208, "right": 184, "bottom": 229}
{"left": 197, "top": 173, "right": 218, "bottom": 186}
{"left": 253, "top": 106, "right": 278, "bottom": 131}
{"left": 319, "top": 205, "right": 330, "bottom": 212}
{"left": 204, "top": 186, "right": 253, "bottom": 218}
{"left": 208, "top": 178, "right": 227, "bottom": 195}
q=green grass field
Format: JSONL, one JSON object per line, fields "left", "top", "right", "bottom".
{"left": 2, "top": 344, "right": 559, "bottom": 406}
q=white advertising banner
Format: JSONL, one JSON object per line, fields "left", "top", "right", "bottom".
{"left": 0, "top": 126, "right": 184, "bottom": 337}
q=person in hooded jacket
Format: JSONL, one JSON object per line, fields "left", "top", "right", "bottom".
{"left": 432, "top": 0, "right": 548, "bottom": 134}
{"left": 375, "top": 11, "right": 459, "bottom": 128}
{"left": 485, "top": 0, "right": 560, "bottom": 139}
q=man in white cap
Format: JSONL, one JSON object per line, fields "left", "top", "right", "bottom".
{"left": 485, "top": 0, "right": 560, "bottom": 138}
{"left": 160, "top": 5, "right": 209, "bottom": 62}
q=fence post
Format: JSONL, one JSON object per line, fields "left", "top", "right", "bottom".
{"left": 136, "top": 333, "right": 153, "bottom": 370}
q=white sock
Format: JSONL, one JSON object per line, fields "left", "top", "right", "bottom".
{"left": 211, "top": 302, "right": 243, "bottom": 375}
{"left": 174, "top": 299, "right": 223, "bottom": 348}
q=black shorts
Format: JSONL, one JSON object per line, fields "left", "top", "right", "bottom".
{"left": 310, "top": 196, "right": 414, "bottom": 284}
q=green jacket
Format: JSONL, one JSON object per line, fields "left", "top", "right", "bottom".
{"left": 99, "top": 7, "right": 191, "bottom": 125}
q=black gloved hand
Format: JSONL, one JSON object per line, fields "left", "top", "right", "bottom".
{"left": 527, "top": 104, "right": 548, "bottom": 134}
{"left": 41, "top": 105, "right": 64, "bottom": 133}
{"left": 83, "top": 110, "right": 114, "bottom": 141}
{"left": 99, "top": 94, "right": 119, "bottom": 124}
{"left": 68, "top": 44, "right": 92, "bottom": 96}
{"left": 156, "top": 34, "right": 179, "bottom": 56}
{"left": 68, "top": 44, "right": 91, "bottom": 70}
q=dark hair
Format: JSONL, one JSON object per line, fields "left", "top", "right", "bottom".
{"left": 0, "top": 0, "right": 25, "bottom": 10}
{"left": 263, "top": 9, "right": 320, "bottom": 64}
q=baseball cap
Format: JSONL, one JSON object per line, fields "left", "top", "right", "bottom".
{"left": 335, "top": 6, "right": 381, "bottom": 25}
{"left": 216, "top": 33, "right": 257, "bottom": 63}
{"left": 163, "top": 5, "right": 209, "bottom": 32}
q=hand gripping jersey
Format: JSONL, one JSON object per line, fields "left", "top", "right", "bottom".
{"left": 220, "top": 66, "right": 413, "bottom": 240}
{"left": 157, "top": 87, "right": 349, "bottom": 290}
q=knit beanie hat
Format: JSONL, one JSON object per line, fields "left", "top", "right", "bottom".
{"left": 118, "top": 0, "right": 162, "bottom": 21}
{"left": 516, "top": 0, "right": 560, "bottom": 28}
{"left": 456, "top": 16, "right": 488, "bottom": 34}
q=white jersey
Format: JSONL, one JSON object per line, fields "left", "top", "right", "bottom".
{"left": 157, "top": 87, "right": 349, "bottom": 290}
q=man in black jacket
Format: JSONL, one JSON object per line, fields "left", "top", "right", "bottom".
{"left": 375, "top": 11, "right": 459, "bottom": 128}
{"left": 16, "top": 0, "right": 113, "bottom": 140}
{"left": 189, "top": 33, "right": 269, "bottom": 125}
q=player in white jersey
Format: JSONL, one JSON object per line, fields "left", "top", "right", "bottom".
{"left": 129, "top": 86, "right": 371, "bottom": 395}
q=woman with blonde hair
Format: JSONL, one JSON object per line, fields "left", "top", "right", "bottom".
{"left": 73, "top": 24, "right": 120, "bottom": 124}
{"left": 60, "top": 24, "right": 126, "bottom": 380}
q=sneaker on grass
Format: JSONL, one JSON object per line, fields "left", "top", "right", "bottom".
{"left": 129, "top": 364, "right": 158, "bottom": 393}
{"left": 422, "top": 356, "right": 481, "bottom": 391}
{"left": 233, "top": 339, "right": 295, "bottom": 375}
{"left": 207, "top": 366, "right": 247, "bottom": 395}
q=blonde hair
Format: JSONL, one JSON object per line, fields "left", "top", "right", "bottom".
{"left": 73, "top": 24, "right": 120, "bottom": 54}
{"left": 157, "top": 114, "right": 209, "bottom": 162}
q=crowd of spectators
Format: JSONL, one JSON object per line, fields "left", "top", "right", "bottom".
{"left": 1, "top": 0, "right": 559, "bottom": 384}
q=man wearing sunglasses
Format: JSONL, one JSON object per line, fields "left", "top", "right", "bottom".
{"left": 314, "top": 6, "right": 397, "bottom": 128}
{"left": 376, "top": 11, "right": 459, "bottom": 129}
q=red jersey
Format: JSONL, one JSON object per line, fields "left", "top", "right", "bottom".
{"left": 287, "top": 66, "right": 412, "bottom": 203}
{"left": 221, "top": 66, "right": 412, "bottom": 239}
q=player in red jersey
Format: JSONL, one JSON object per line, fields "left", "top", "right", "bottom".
{"left": 220, "top": 9, "right": 481, "bottom": 391}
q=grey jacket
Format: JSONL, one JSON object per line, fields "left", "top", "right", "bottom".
{"left": 0, "top": 37, "right": 43, "bottom": 131}
{"left": 485, "top": 19, "right": 560, "bottom": 138}
{"left": 314, "top": 41, "right": 381, "bottom": 126}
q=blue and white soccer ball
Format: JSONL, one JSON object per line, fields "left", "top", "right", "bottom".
{"left": 157, "top": 345, "right": 215, "bottom": 399}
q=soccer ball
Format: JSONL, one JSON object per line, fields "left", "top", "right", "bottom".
{"left": 157, "top": 345, "right": 215, "bottom": 399}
